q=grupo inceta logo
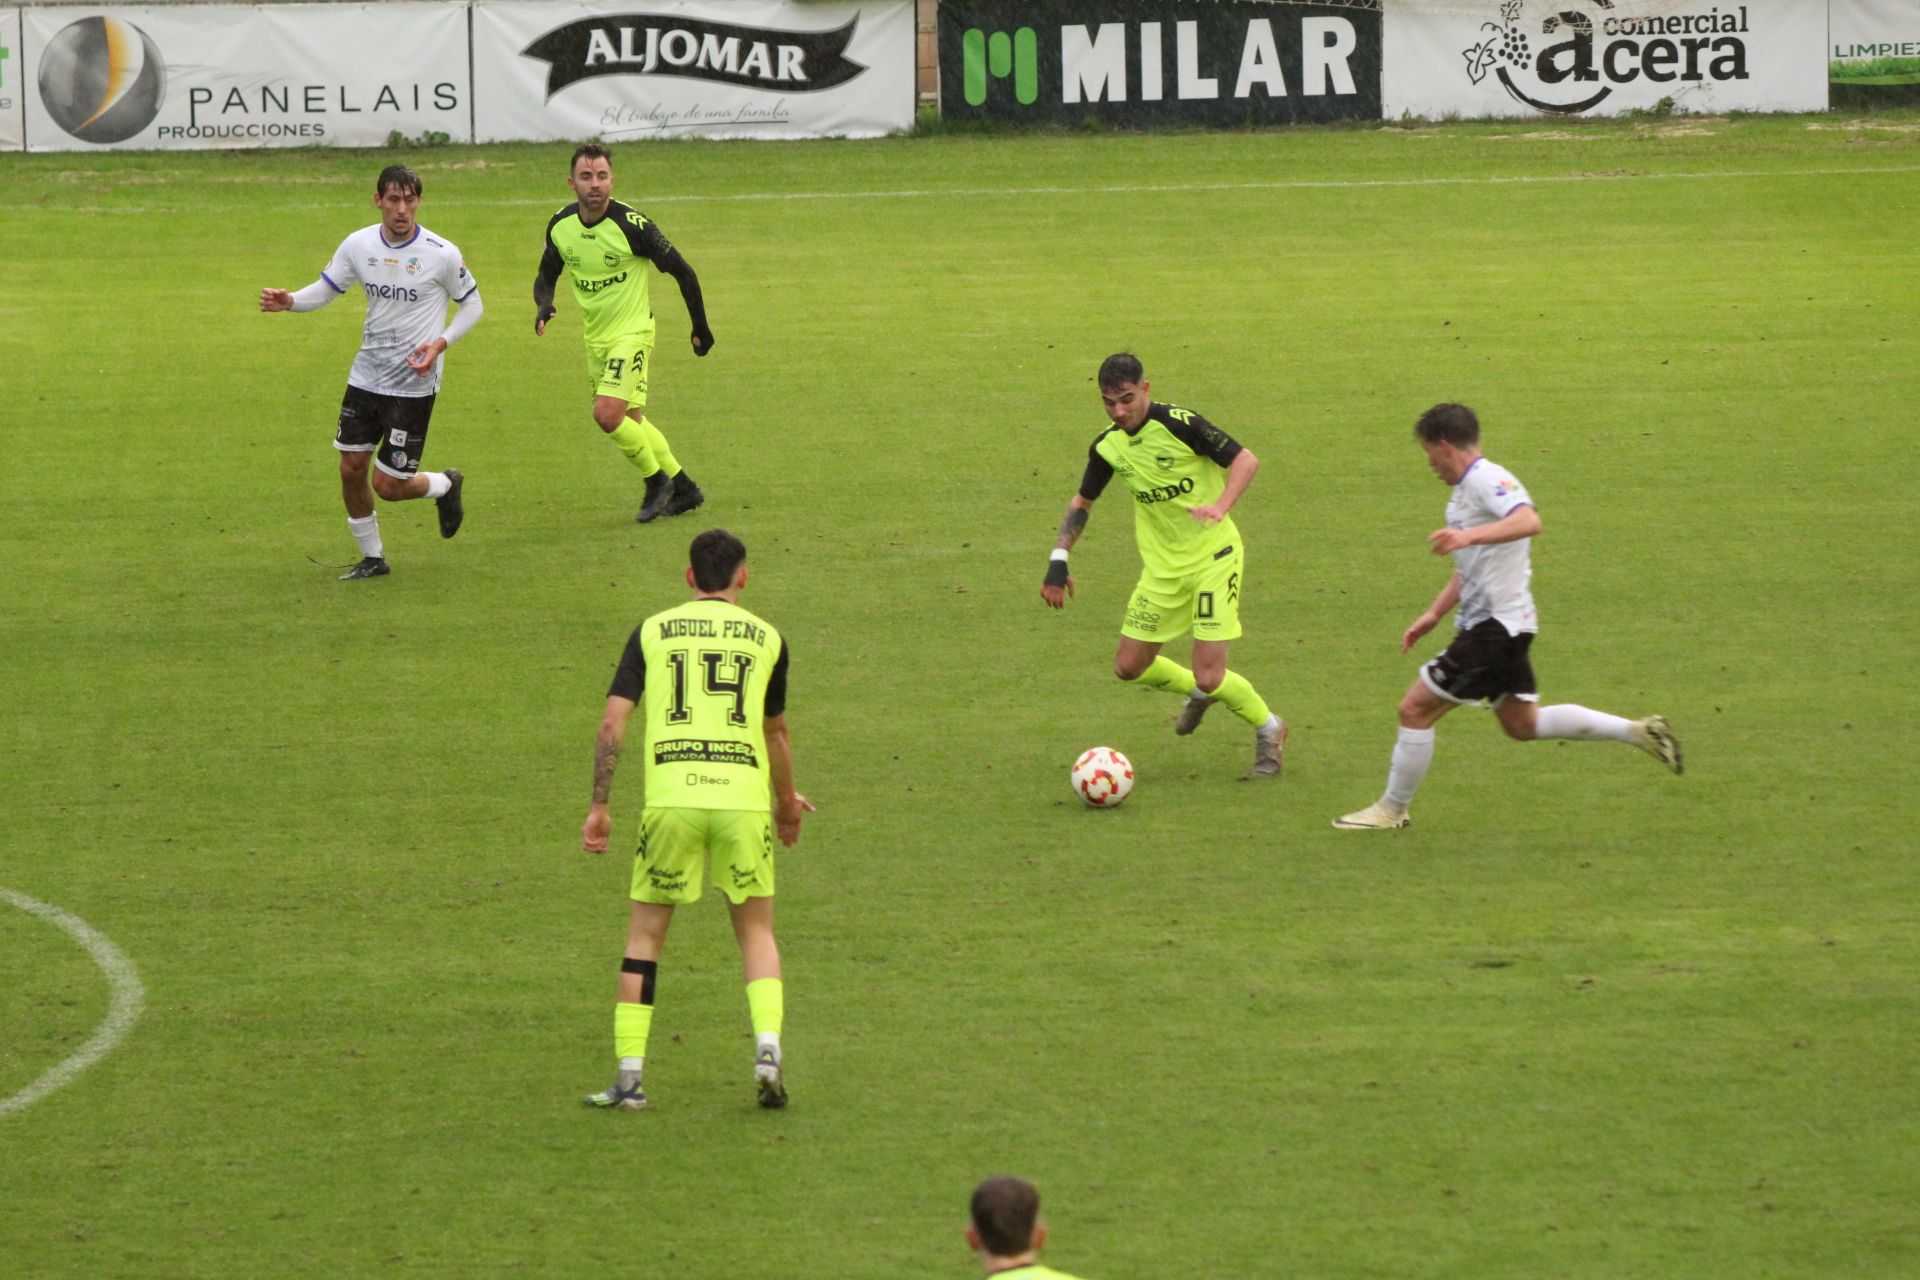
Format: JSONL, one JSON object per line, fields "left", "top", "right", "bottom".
{"left": 521, "top": 13, "right": 867, "bottom": 99}
{"left": 961, "top": 27, "right": 1037, "bottom": 106}
{"left": 1464, "top": 0, "right": 1753, "bottom": 115}
{"left": 39, "top": 16, "right": 167, "bottom": 143}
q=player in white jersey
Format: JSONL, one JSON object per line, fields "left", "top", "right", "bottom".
{"left": 1334, "top": 403, "right": 1682, "bottom": 830}
{"left": 259, "top": 164, "right": 484, "bottom": 580}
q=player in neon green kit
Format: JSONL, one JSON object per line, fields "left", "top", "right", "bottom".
{"left": 534, "top": 143, "right": 715, "bottom": 523}
{"left": 967, "top": 1177, "right": 1093, "bottom": 1280}
{"left": 1040, "top": 354, "right": 1288, "bottom": 777}
{"left": 582, "top": 529, "right": 813, "bottom": 1111}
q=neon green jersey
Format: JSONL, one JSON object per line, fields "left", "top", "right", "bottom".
{"left": 607, "top": 598, "right": 790, "bottom": 812}
{"left": 987, "top": 1265, "right": 1092, "bottom": 1280}
{"left": 1079, "top": 402, "right": 1246, "bottom": 577}
{"left": 537, "top": 199, "right": 680, "bottom": 346}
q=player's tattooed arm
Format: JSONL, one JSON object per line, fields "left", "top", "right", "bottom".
{"left": 1042, "top": 498, "right": 1090, "bottom": 606}
{"left": 584, "top": 695, "right": 636, "bottom": 852}
{"left": 1055, "top": 500, "right": 1090, "bottom": 552}
{"left": 591, "top": 733, "right": 621, "bottom": 805}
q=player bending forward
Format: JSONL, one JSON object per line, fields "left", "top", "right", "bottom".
{"left": 582, "top": 529, "right": 814, "bottom": 1111}
{"left": 260, "top": 164, "right": 479, "bottom": 580}
{"left": 1041, "top": 354, "right": 1287, "bottom": 778}
{"left": 1334, "top": 403, "right": 1681, "bottom": 830}
{"left": 535, "top": 144, "right": 713, "bottom": 524}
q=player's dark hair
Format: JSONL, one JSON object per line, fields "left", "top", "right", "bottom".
{"left": 1098, "top": 353, "right": 1145, "bottom": 391}
{"left": 689, "top": 528, "right": 747, "bottom": 592}
{"left": 571, "top": 143, "right": 613, "bottom": 173}
{"left": 1415, "top": 403, "right": 1480, "bottom": 447}
{"left": 376, "top": 164, "right": 422, "bottom": 199}
{"left": 971, "top": 1177, "right": 1041, "bottom": 1257}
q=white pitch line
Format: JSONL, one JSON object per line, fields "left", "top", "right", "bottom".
{"left": 0, "top": 887, "right": 145, "bottom": 1119}
{"left": 2, "top": 163, "right": 1915, "bottom": 218}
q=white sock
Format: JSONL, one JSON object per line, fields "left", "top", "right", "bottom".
{"left": 348, "top": 514, "right": 383, "bottom": 558}
{"left": 756, "top": 1033, "right": 780, "bottom": 1060}
{"left": 421, "top": 471, "right": 451, "bottom": 499}
{"left": 1534, "top": 704, "right": 1632, "bottom": 742}
{"left": 1186, "top": 688, "right": 1213, "bottom": 705}
{"left": 1258, "top": 713, "right": 1283, "bottom": 738}
{"left": 1384, "top": 726, "right": 1435, "bottom": 809}
{"left": 618, "top": 1056, "right": 643, "bottom": 1073}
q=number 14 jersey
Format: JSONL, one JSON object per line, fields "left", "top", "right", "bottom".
{"left": 608, "top": 598, "right": 790, "bottom": 811}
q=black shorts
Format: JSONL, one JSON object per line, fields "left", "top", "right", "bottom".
{"left": 1421, "top": 620, "right": 1538, "bottom": 705}
{"left": 335, "top": 385, "right": 436, "bottom": 478}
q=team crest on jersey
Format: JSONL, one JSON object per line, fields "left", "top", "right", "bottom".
{"left": 405, "top": 257, "right": 420, "bottom": 275}
{"left": 1155, "top": 455, "right": 1175, "bottom": 469}
{"left": 603, "top": 252, "right": 621, "bottom": 268}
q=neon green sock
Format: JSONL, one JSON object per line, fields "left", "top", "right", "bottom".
{"left": 746, "top": 978, "right": 783, "bottom": 1039}
{"left": 1127, "top": 655, "right": 1197, "bottom": 696}
{"left": 1210, "top": 669, "right": 1272, "bottom": 728}
{"left": 608, "top": 417, "right": 659, "bottom": 474}
{"left": 641, "top": 418, "right": 681, "bottom": 478}
{"left": 614, "top": 1002, "right": 653, "bottom": 1061}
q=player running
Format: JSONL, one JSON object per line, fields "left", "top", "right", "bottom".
{"left": 534, "top": 143, "right": 714, "bottom": 524}
{"left": 582, "top": 529, "right": 814, "bottom": 1112}
{"left": 260, "top": 163, "right": 480, "bottom": 580}
{"left": 1040, "top": 354, "right": 1287, "bottom": 777}
{"left": 1333, "top": 403, "right": 1682, "bottom": 830}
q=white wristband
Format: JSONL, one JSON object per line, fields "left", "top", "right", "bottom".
{"left": 1049, "top": 549, "right": 1070, "bottom": 562}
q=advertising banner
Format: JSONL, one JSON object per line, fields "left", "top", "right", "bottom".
{"left": 938, "top": 0, "right": 1381, "bottom": 126}
{"left": 1832, "top": 0, "right": 1920, "bottom": 108}
{"left": 21, "top": 3, "right": 470, "bottom": 152}
{"left": 0, "top": 9, "right": 19, "bottom": 151}
{"left": 1382, "top": 0, "right": 1827, "bottom": 120}
{"left": 472, "top": 1, "right": 915, "bottom": 142}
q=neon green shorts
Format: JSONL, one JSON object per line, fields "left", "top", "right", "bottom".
{"left": 587, "top": 333, "right": 653, "bottom": 408}
{"left": 1120, "top": 544, "right": 1244, "bottom": 643}
{"left": 631, "top": 806, "right": 774, "bottom": 906}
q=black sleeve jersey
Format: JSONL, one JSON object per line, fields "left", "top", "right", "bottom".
{"left": 1150, "top": 403, "right": 1244, "bottom": 467}
{"left": 608, "top": 628, "right": 645, "bottom": 702}
{"left": 1078, "top": 427, "right": 1120, "bottom": 501}
{"left": 611, "top": 202, "right": 678, "bottom": 268}
{"left": 764, "top": 640, "right": 790, "bottom": 717}
{"left": 533, "top": 204, "right": 573, "bottom": 310}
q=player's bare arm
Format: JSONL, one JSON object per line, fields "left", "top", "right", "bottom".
{"left": 1403, "top": 573, "right": 1463, "bottom": 653}
{"left": 764, "top": 714, "right": 814, "bottom": 848}
{"left": 583, "top": 695, "right": 636, "bottom": 853}
{"left": 1041, "top": 497, "right": 1091, "bottom": 608}
{"left": 1429, "top": 504, "right": 1541, "bottom": 555}
{"left": 1189, "top": 448, "right": 1259, "bottom": 525}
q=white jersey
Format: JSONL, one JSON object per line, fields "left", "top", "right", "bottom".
{"left": 1447, "top": 456, "right": 1537, "bottom": 635}
{"left": 320, "top": 224, "right": 477, "bottom": 397}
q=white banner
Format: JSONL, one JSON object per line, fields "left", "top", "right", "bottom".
{"left": 22, "top": 3, "right": 471, "bottom": 152}
{"left": 1832, "top": 0, "right": 1920, "bottom": 84}
{"left": 1383, "top": 1, "right": 1827, "bottom": 120}
{"left": 0, "top": 10, "right": 21, "bottom": 151}
{"left": 472, "top": 0, "right": 914, "bottom": 143}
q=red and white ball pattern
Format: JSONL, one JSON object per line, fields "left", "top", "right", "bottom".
{"left": 1071, "top": 747, "right": 1134, "bottom": 808}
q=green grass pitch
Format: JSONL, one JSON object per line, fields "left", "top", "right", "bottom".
{"left": 2, "top": 112, "right": 1917, "bottom": 1277}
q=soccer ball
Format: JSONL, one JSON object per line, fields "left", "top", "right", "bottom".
{"left": 1071, "top": 747, "right": 1134, "bottom": 808}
